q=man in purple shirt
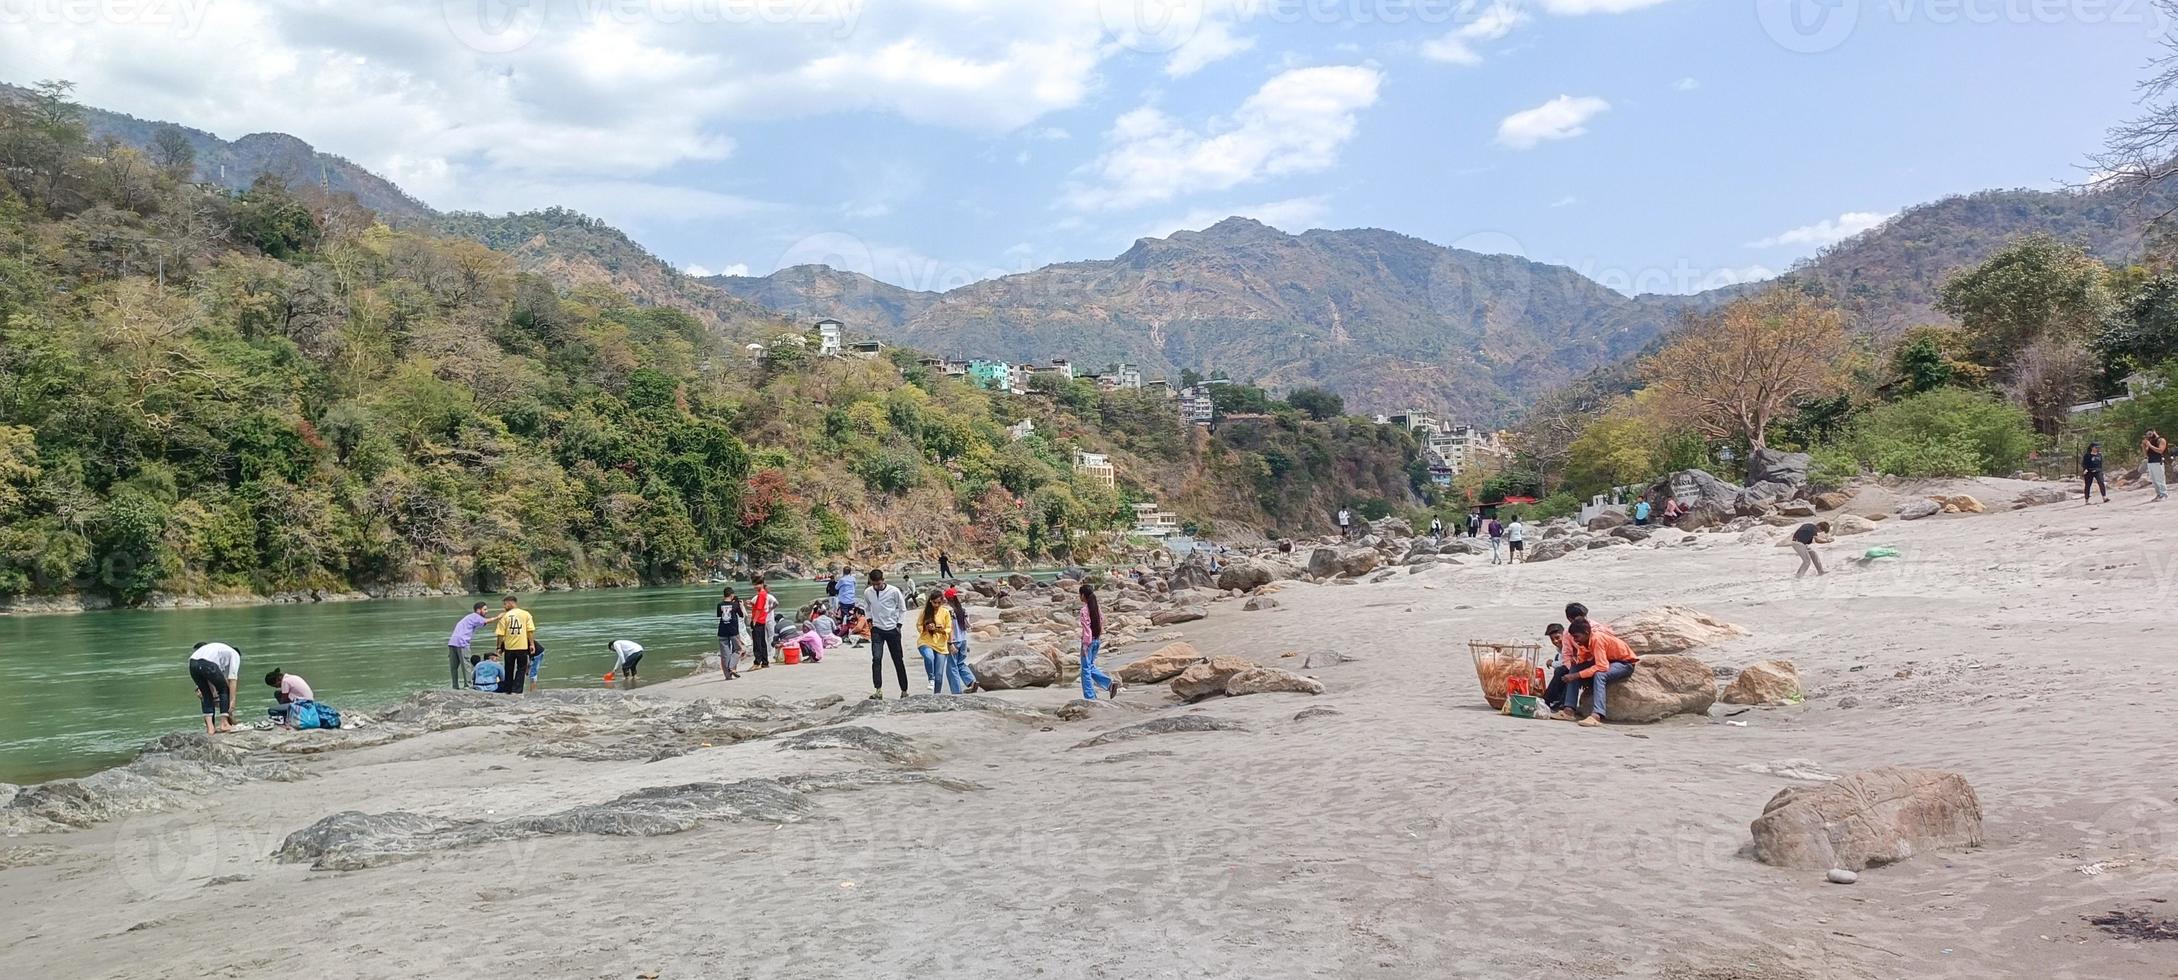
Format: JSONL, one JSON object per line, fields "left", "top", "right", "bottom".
{"left": 447, "top": 602, "right": 497, "bottom": 689}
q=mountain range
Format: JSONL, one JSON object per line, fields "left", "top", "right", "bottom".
{"left": 52, "top": 85, "right": 2175, "bottom": 424}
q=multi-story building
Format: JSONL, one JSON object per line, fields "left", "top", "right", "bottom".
{"left": 816, "top": 318, "right": 843, "bottom": 357}
{"left": 1179, "top": 385, "right": 1216, "bottom": 426}
{"left": 1073, "top": 451, "right": 1115, "bottom": 488}
{"left": 1131, "top": 502, "right": 1180, "bottom": 537}
{"left": 967, "top": 360, "right": 1011, "bottom": 390}
{"left": 848, "top": 340, "right": 884, "bottom": 359}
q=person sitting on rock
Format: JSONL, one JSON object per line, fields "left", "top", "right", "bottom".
{"left": 1556, "top": 619, "right": 1640, "bottom": 728}
{"left": 1541, "top": 624, "right": 1579, "bottom": 715}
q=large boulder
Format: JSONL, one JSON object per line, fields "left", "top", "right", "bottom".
{"left": 1587, "top": 509, "right": 1630, "bottom": 531}
{"left": 1749, "top": 768, "right": 1985, "bottom": 871}
{"left": 1169, "top": 656, "right": 1256, "bottom": 702}
{"left": 1832, "top": 514, "right": 1876, "bottom": 536}
{"left": 1336, "top": 550, "right": 1381, "bottom": 578}
{"left": 1721, "top": 660, "right": 1801, "bottom": 705}
{"left": 1569, "top": 654, "right": 1716, "bottom": 723}
{"left": 970, "top": 647, "right": 1060, "bottom": 690}
{"left": 1215, "top": 562, "right": 1275, "bottom": 592}
{"left": 1369, "top": 516, "right": 1413, "bottom": 538}
{"left": 1168, "top": 557, "right": 1218, "bottom": 592}
{"left": 1114, "top": 642, "right": 1204, "bottom": 684}
{"left": 1653, "top": 469, "right": 1740, "bottom": 530}
{"left": 1812, "top": 490, "right": 1854, "bottom": 511}
{"left": 1612, "top": 606, "right": 1750, "bottom": 655}
{"left": 1224, "top": 667, "right": 1325, "bottom": 697}
{"left": 1150, "top": 606, "right": 1207, "bottom": 627}
{"left": 1896, "top": 499, "right": 1942, "bottom": 521}
{"left": 1306, "top": 548, "right": 1341, "bottom": 579}
{"left": 1609, "top": 525, "right": 1653, "bottom": 543}
{"left": 1526, "top": 538, "right": 1579, "bottom": 563}
{"left": 2013, "top": 486, "right": 2072, "bottom": 508}
{"left": 1746, "top": 448, "right": 1811, "bottom": 487}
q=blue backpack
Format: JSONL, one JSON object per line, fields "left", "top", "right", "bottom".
{"left": 290, "top": 700, "right": 342, "bottom": 730}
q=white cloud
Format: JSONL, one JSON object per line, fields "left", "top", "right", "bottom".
{"left": 1165, "top": 16, "right": 1256, "bottom": 77}
{"left": 1421, "top": 1, "right": 1527, "bottom": 66}
{"left": 1538, "top": 0, "right": 1677, "bottom": 13}
{"left": 1549, "top": 195, "right": 1579, "bottom": 208}
{"left": 1067, "top": 65, "right": 1383, "bottom": 211}
{"left": 1140, "top": 196, "right": 1331, "bottom": 239}
{"left": 1496, "top": 95, "right": 1611, "bottom": 150}
{"left": 1748, "top": 210, "right": 1896, "bottom": 249}
{"left": 1673, "top": 76, "right": 1700, "bottom": 91}
{"left": 0, "top": 0, "right": 1136, "bottom": 215}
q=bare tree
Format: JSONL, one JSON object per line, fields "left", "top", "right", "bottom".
{"left": 2093, "top": 0, "right": 2178, "bottom": 211}
{"left": 1644, "top": 290, "right": 1850, "bottom": 450}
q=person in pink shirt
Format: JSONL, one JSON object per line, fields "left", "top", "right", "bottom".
{"left": 1077, "top": 582, "right": 1120, "bottom": 700}
{"left": 263, "top": 668, "right": 315, "bottom": 728}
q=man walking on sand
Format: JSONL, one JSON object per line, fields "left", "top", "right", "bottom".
{"left": 1791, "top": 521, "right": 1830, "bottom": 578}
{"left": 1505, "top": 516, "right": 1527, "bottom": 563}
{"left": 1338, "top": 508, "right": 1353, "bottom": 540}
{"left": 866, "top": 569, "right": 910, "bottom": 700}
{"left": 1487, "top": 516, "right": 1505, "bottom": 564}
{"left": 2083, "top": 441, "right": 2109, "bottom": 505}
{"left": 2145, "top": 430, "right": 2169, "bottom": 502}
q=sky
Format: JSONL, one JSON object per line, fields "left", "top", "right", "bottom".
{"left": 2, "top": 0, "right": 2168, "bottom": 295}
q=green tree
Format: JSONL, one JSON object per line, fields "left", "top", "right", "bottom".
{"left": 1286, "top": 386, "right": 1344, "bottom": 421}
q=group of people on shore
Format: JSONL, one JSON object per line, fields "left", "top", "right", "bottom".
{"left": 184, "top": 641, "right": 338, "bottom": 734}
{"left": 710, "top": 566, "right": 1121, "bottom": 703}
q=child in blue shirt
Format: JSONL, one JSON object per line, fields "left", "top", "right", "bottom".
{"left": 472, "top": 651, "right": 506, "bottom": 693}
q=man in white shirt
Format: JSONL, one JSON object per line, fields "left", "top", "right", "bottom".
{"left": 187, "top": 641, "right": 242, "bottom": 734}
{"left": 1506, "top": 517, "right": 1528, "bottom": 563}
{"left": 865, "top": 569, "right": 910, "bottom": 700}
{"left": 1337, "top": 508, "right": 1352, "bottom": 539}
{"left": 607, "top": 639, "right": 644, "bottom": 681}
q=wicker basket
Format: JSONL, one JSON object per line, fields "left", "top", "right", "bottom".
{"left": 1468, "top": 640, "right": 1544, "bottom": 711}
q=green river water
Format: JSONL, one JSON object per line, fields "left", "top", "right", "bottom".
{"left": 0, "top": 577, "right": 911, "bottom": 785}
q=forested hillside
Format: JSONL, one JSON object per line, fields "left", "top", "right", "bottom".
{"left": 0, "top": 83, "right": 1421, "bottom": 608}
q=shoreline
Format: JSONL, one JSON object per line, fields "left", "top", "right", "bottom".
{"left": 6, "top": 477, "right": 2174, "bottom": 978}
{"left": 0, "top": 563, "right": 1059, "bottom": 618}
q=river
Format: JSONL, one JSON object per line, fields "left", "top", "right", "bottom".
{"left": 0, "top": 575, "right": 1013, "bottom": 785}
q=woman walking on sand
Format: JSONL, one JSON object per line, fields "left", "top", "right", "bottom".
{"left": 2083, "top": 441, "right": 2110, "bottom": 505}
{"left": 917, "top": 589, "right": 959, "bottom": 694}
{"left": 946, "top": 588, "right": 979, "bottom": 694}
{"left": 716, "top": 587, "right": 744, "bottom": 680}
{"left": 1078, "top": 583, "right": 1120, "bottom": 701}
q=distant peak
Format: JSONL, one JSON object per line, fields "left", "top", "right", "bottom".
{"left": 1203, "top": 216, "right": 1271, "bottom": 234}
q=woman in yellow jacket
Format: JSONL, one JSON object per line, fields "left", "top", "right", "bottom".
{"left": 916, "top": 591, "right": 960, "bottom": 695}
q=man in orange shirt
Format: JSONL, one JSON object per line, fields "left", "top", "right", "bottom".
{"left": 1556, "top": 618, "right": 1640, "bottom": 727}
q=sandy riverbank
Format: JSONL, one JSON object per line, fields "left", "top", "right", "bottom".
{"left": 2, "top": 480, "right": 2174, "bottom": 979}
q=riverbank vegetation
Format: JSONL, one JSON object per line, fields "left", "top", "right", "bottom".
{"left": 0, "top": 82, "right": 1421, "bottom": 605}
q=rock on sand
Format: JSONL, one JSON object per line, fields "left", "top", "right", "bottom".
{"left": 1612, "top": 606, "right": 1750, "bottom": 656}
{"left": 1749, "top": 767, "right": 1985, "bottom": 871}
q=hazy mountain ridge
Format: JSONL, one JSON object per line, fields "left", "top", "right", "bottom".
{"left": 41, "top": 88, "right": 788, "bottom": 340}
{"left": 53, "top": 86, "right": 2170, "bottom": 422}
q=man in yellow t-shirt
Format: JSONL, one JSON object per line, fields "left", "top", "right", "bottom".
{"left": 495, "top": 595, "right": 538, "bottom": 694}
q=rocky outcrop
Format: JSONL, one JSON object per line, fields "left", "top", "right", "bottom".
{"left": 1612, "top": 606, "right": 1749, "bottom": 656}
{"left": 1223, "top": 667, "right": 1325, "bottom": 697}
{"left": 1746, "top": 448, "right": 1811, "bottom": 487}
{"left": 1582, "top": 654, "right": 1716, "bottom": 723}
{"left": 1336, "top": 550, "right": 1381, "bottom": 578}
{"left": 1720, "top": 661, "right": 1801, "bottom": 705}
{"left": 1215, "top": 562, "right": 1276, "bottom": 592}
{"left": 1072, "top": 714, "right": 1248, "bottom": 748}
{"left": 1749, "top": 768, "right": 1985, "bottom": 871}
{"left": 1150, "top": 606, "right": 1207, "bottom": 626}
{"left": 1832, "top": 514, "right": 1876, "bottom": 536}
{"left": 1897, "top": 499, "right": 1942, "bottom": 521}
{"left": 1169, "top": 656, "right": 1256, "bottom": 702}
{"left": 970, "top": 648, "right": 1060, "bottom": 690}
{"left": 1114, "top": 643, "right": 1204, "bottom": 684}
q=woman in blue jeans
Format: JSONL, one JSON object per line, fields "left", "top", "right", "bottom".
{"left": 1078, "top": 583, "right": 1120, "bottom": 700}
{"left": 945, "top": 589, "right": 978, "bottom": 694}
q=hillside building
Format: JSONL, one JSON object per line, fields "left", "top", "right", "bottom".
{"left": 1179, "top": 386, "right": 1216, "bottom": 426}
{"left": 816, "top": 318, "right": 843, "bottom": 357}
{"left": 1074, "top": 451, "right": 1115, "bottom": 488}
{"left": 1131, "top": 502, "right": 1179, "bottom": 537}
